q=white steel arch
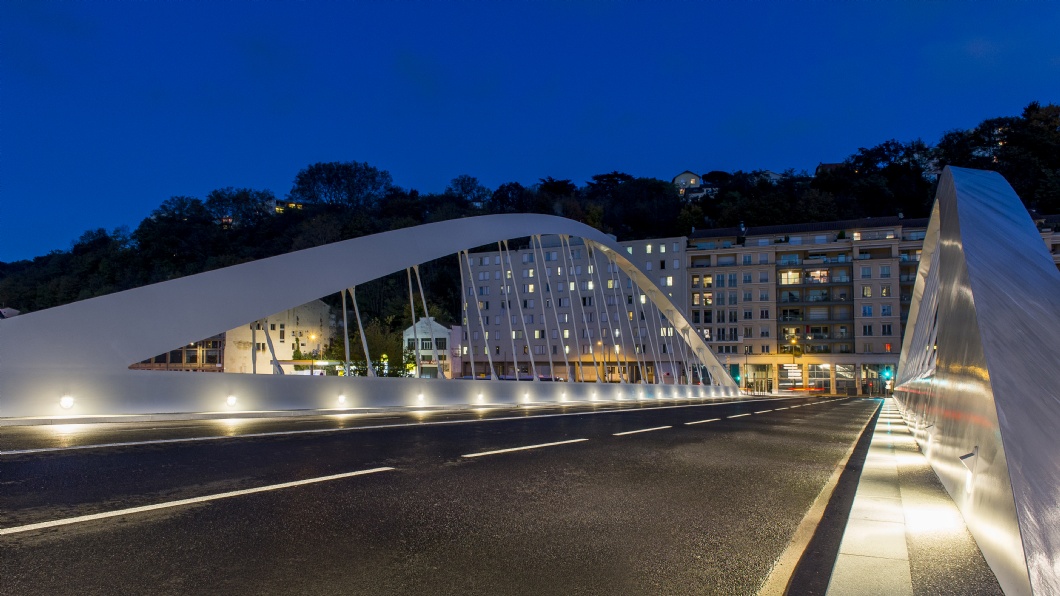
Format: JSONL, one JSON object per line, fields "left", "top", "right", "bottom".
{"left": 895, "top": 167, "right": 1060, "bottom": 596}
{"left": 0, "top": 214, "right": 736, "bottom": 419}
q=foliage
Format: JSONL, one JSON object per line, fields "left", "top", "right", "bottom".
{"left": 3, "top": 102, "right": 1058, "bottom": 343}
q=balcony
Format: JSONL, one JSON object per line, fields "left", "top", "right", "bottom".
{"left": 778, "top": 276, "right": 852, "bottom": 287}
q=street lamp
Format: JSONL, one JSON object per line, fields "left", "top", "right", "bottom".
{"left": 596, "top": 340, "right": 605, "bottom": 382}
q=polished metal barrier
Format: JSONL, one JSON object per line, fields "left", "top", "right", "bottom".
{"left": 895, "top": 167, "right": 1060, "bottom": 596}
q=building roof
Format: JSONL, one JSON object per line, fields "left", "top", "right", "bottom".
{"left": 814, "top": 163, "right": 844, "bottom": 176}
{"left": 690, "top": 216, "right": 930, "bottom": 240}
{"left": 403, "top": 317, "right": 451, "bottom": 338}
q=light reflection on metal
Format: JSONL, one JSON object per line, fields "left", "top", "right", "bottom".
{"left": 894, "top": 167, "right": 1060, "bottom": 596}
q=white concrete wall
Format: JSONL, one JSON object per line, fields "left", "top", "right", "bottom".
{"left": 0, "top": 369, "right": 740, "bottom": 419}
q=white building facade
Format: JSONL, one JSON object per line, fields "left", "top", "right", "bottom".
{"left": 456, "top": 235, "right": 691, "bottom": 383}
{"left": 223, "top": 300, "right": 334, "bottom": 374}
{"left": 402, "top": 317, "right": 452, "bottom": 379}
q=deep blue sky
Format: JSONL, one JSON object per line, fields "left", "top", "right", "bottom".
{"left": 2, "top": 3, "right": 1058, "bottom": 262}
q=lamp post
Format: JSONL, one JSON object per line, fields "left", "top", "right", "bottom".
{"left": 597, "top": 340, "right": 605, "bottom": 382}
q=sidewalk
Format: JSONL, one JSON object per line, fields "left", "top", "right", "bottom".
{"left": 826, "top": 399, "right": 1002, "bottom": 595}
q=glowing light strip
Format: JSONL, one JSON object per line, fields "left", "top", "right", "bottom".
{"left": 684, "top": 418, "right": 720, "bottom": 425}
{"left": 461, "top": 438, "right": 588, "bottom": 458}
{"left": 2, "top": 398, "right": 780, "bottom": 456}
{"left": 613, "top": 426, "right": 671, "bottom": 436}
{"left": 0, "top": 467, "right": 394, "bottom": 536}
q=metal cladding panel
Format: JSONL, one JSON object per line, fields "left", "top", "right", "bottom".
{"left": 0, "top": 214, "right": 735, "bottom": 418}
{"left": 895, "top": 167, "right": 1060, "bottom": 595}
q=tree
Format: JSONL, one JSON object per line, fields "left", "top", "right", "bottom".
{"left": 132, "top": 196, "right": 220, "bottom": 281}
{"left": 445, "top": 175, "right": 491, "bottom": 208}
{"left": 288, "top": 161, "right": 394, "bottom": 210}
{"left": 536, "top": 177, "right": 577, "bottom": 201}
{"left": 205, "top": 187, "right": 276, "bottom": 228}
{"left": 486, "top": 182, "right": 533, "bottom": 213}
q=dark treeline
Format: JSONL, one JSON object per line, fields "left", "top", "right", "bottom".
{"left": 2, "top": 101, "right": 1058, "bottom": 327}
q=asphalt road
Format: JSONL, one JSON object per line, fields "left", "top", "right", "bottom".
{"left": 1, "top": 395, "right": 880, "bottom": 595}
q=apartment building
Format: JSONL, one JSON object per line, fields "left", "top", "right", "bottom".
{"left": 223, "top": 300, "right": 334, "bottom": 374}
{"left": 687, "top": 217, "right": 927, "bottom": 394}
{"left": 456, "top": 235, "right": 691, "bottom": 383}
{"left": 403, "top": 317, "right": 452, "bottom": 378}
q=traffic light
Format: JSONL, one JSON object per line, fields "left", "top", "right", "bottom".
{"left": 882, "top": 366, "right": 893, "bottom": 380}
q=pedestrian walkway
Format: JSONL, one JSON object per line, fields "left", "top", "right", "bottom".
{"left": 826, "top": 399, "right": 1002, "bottom": 595}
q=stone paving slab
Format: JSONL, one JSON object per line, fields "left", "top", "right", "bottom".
{"left": 826, "top": 399, "right": 1003, "bottom": 596}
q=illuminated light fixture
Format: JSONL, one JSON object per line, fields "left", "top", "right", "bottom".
{"left": 591, "top": 390, "right": 597, "bottom": 401}
{"left": 226, "top": 395, "right": 237, "bottom": 407}
{"left": 338, "top": 394, "right": 346, "bottom": 404}
{"left": 523, "top": 391, "right": 530, "bottom": 403}
{"left": 417, "top": 392, "right": 425, "bottom": 403}
{"left": 960, "top": 446, "right": 979, "bottom": 494}
{"left": 477, "top": 392, "right": 484, "bottom": 403}
{"left": 59, "top": 395, "right": 74, "bottom": 409}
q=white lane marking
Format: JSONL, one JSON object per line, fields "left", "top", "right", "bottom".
{"left": 0, "top": 467, "right": 394, "bottom": 536}
{"left": 754, "top": 410, "right": 773, "bottom": 414}
{"left": 728, "top": 413, "right": 750, "bottom": 419}
{"left": 613, "top": 426, "right": 672, "bottom": 436}
{"left": 461, "top": 438, "right": 588, "bottom": 458}
{"left": 775, "top": 407, "right": 789, "bottom": 410}
{"left": 2, "top": 398, "right": 781, "bottom": 455}
{"left": 684, "top": 418, "right": 721, "bottom": 425}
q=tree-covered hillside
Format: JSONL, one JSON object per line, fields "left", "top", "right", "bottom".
{"left": 2, "top": 102, "right": 1057, "bottom": 327}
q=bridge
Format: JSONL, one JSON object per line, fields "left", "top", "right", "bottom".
{"left": 892, "top": 167, "right": 1060, "bottom": 596}
{"left": 0, "top": 167, "right": 1057, "bottom": 594}
{"left": 0, "top": 214, "right": 738, "bottom": 420}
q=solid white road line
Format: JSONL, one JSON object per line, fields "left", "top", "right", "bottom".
{"left": 0, "top": 467, "right": 394, "bottom": 536}
{"left": 461, "top": 438, "right": 588, "bottom": 458}
{"left": 2, "top": 398, "right": 781, "bottom": 456}
{"left": 613, "top": 426, "right": 672, "bottom": 436}
{"left": 684, "top": 418, "right": 721, "bottom": 425}
{"left": 728, "top": 413, "right": 751, "bottom": 419}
